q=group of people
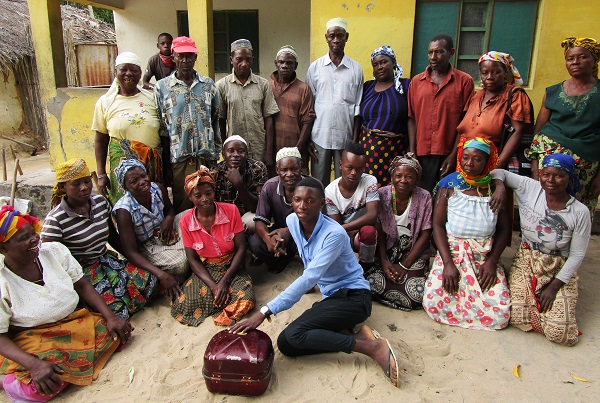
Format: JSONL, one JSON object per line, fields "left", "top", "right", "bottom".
{"left": 0, "top": 14, "right": 598, "bottom": 400}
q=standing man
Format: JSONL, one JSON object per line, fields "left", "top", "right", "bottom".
{"left": 306, "top": 17, "right": 364, "bottom": 188}
{"left": 407, "top": 34, "right": 474, "bottom": 192}
{"left": 143, "top": 33, "right": 176, "bottom": 90}
{"left": 230, "top": 176, "right": 400, "bottom": 388}
{"left": 154, "top": 36, "right": 221, "bottom": 213}
{"left": 216, "top": 39, "right": 280, "bottom": 172}
{"left": 270, "top": 45, "right": 316, "bottom": 173}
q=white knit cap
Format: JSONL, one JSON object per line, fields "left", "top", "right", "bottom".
{"left": 276, "top": 45, "right": 298, "bottom": 60}
{"left": 326, "top": 17, "right": 348, "bottom": 31}
{"left": 223, "top": 135, "right": 247, "bottom": 146}
{"left": 276, "top": 147, "right": 302, "bottom": 163}
{"left": 115, "top": 52, "right": 142, "bottom": 68}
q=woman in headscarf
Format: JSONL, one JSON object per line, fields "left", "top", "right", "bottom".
{"left": 92, "top": 51, "right": 164, "bottom": 205}
{"left": 423, "top": 137, "right": 512, "bottom": 330}
{"left": 491, "top": 154, "right": 591, "bottom": 346}
{"left": 457, "top": 51, "right": 533, "bottom": 169}
{"left": 365, "top": 153, "right": 433, "bottom": 310}
{"left": 357, "top": 45, "right": 410, "bottom": 186}
{"left": 112, "top": 159, "right": 189, "bottom": 298}
{"left": 0, "top": 206, "right": 131, "bottom": 402}
{"left": 171, "top": 167, "right": 255, "bottom": 326}
{"left": 528, "top": 37, "right": 600, "bottom": 216}
{"left": 42, "top": 158, "right": 158, "bottom": 320}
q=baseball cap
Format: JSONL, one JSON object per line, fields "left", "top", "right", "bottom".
{"left": 171, "top": 36, "right": 198, "bottom": 54}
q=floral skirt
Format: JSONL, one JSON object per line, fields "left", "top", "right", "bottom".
{"left": 509, "top": 244, "right": 579, "bottom": 346}
{"left": 423, "top": 236, "right": 511, "bottom": 330}
{"left": 359, "top": 126, "right": 407, "bottom": 187}
{"left": 527, "top": 132, "right": 599, "bottom": 216}
{"left": 171, "top": 254, "right": 255, "bottom": 327}
{"left": 83, "top": 251, "right": 158, "bottom": 320}
{"left": 365, "top": 234, "right": 429, "bottom": 310}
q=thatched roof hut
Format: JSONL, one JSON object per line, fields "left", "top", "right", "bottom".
{"left": 0, "top": 0, "right": 34, "bottom": 70}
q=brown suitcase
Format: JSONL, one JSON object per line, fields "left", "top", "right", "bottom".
{"left": 202, "top": 329, "right": 274, "bottom": 396}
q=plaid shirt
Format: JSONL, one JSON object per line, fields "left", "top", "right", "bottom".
{"left": 113, "top": 183, "right": 165, "bottom": 243}
{"left": 210, "top": 158, "right": 267, "bottom": 215}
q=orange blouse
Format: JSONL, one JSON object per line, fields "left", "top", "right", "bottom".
{"left": 457, "top": 84, "right": 532, "bottom": 146}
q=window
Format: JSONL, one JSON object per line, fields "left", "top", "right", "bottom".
{"left": 176, "top": 10, "right": 259, "bottom": 74}
{"left": 412, "top": 0, "right": 539, "bottom": 84}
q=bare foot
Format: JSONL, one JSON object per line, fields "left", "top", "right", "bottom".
{"left": 353, "top": 325, "right": 378, "bottom": 341}
{"left": 370, "top": 338, "right": 399, "bottom": 387}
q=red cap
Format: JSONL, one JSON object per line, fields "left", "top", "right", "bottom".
{"left": 171, "top": 36, "right": 198, "bottom": 54}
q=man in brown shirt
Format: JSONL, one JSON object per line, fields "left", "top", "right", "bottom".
{"left": 143, "top": 33, "right": 176, "bottom": 90}
{"left": 407, "top": 34, "right": 474, "bottom": 192}
{"left": 270, "top": 45, "right": 315, "bottom": 172}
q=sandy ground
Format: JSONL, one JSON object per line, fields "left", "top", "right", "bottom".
{"left": 0, "top": 232, "right": 593, "bottom": 402}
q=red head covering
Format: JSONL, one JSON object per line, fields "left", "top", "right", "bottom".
{"left": 184, "top": 166, "right": 216, "bottom": 196}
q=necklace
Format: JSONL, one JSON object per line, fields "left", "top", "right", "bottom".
{"left": 32, "top": 258, "right": 44, "bottom": 285}
{"left": 391, "top": 186, "right": 410, "bottom": 215}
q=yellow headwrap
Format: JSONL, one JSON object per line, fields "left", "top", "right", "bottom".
{"left": 561, "top": 37, "right": 600, "bottom": 77}
{"left": 51, "top": 158, "right": 91, "bottom": 207}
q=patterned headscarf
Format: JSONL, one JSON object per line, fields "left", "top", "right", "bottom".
{"left": 540, "top": 153, "right": 582, "bottom": 197}
{"left": 0, "top": 205, "right": 41, "bottom": 243}
{"left": 115, "top": 159, "right": 146, "bottom": 189}
{"left": 389, "top": 152, "right": 422, "bottom": 178}
{"left": 370, "top": 45, "right": 405, "bottom": 95}
{"left": 436, "top": 137, "right": 499, "bottom": 191}
{"left": 561, "top": 37, "right": 600, "bottom": 77}
{"left": 51, "top": 158, "right": 91, "bottom": 207}
{"left": 478, "top": 51, "right": 523, "bottom": 85}
{"left": 184, "top": 166, "right": 216, "bottom": 196}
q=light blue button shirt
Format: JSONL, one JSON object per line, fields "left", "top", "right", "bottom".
{"left": 267, "top": 212, "right": 370, "bottom": 315}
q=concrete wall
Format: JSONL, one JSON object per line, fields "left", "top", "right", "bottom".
{"left": 0, "top": 69, "right": 24, "bottom": 136}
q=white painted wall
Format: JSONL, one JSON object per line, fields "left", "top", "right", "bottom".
{"left": 113, "top": 0, "right": 310, "bottom": 82}
{"left": 0, "top": 69, "right": 24, "bottom": 136}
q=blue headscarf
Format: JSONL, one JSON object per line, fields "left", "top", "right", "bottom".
{"left": 540, "top": 153, "right": 582, "bottom": 197}
{"left": 115, "top": 159, "right": 146, "bottom": 189}
{"left": 370, "top": 45, "right": 405, "bottom": 95}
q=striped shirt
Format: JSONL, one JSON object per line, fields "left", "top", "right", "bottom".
{"left": 360, "top": 79, "right": 410, "bottom": 134}
{"left": 41, "top": 194, "right": 111, "bottom": 264}
{"left": 113, "top": 182, "right": 165, "bottom": 243}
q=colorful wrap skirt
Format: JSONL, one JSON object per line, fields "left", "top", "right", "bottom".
{"left": 509, "top": 244, "right": 579, "bottom": 346}
{"left": 365, "top": 234, "right": 429, "bottom": 310}
{"left": 107, "top": 138, "right": 163, "bottom": 205}
{"left": 171, "top": 253, "right": 255, "bottom": 327}
{"left": 527, "top": 132, "right": 599, "bottom": 216}
{"left": 83, "top": 250, "right": 158, "bottom": 320}
{"left": 359, "top": 126, "right": 407, "bottom": 187}
{"left": 0, "top": 308, "right": 120, "bottom": 401}
{"left": 423, "top": 236, "right": 511, "bottom": 330}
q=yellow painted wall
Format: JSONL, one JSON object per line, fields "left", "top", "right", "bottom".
{"left": 309, "top": 0, "right": 417, "bottom": 81}
{"left": 0, "top": 69, "right": 24, "bottom": 136}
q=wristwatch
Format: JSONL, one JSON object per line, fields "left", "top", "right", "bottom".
{"left": 260, "top": 305, "right": 272, "bottom": 322}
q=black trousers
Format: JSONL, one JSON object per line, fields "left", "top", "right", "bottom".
{"left": 277, "top": 288, "right": 372, "bottom": 356}
{"left": 248, "top": 233, "right": 297, "bottom": 272}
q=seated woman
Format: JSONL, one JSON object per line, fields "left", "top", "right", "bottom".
{"left": 456, "top": 51, "right": 532, "bottom": 169}
{"left": 41, "top": 158, "right": 158, "bottom": 320}
{"left": 113, "top": 159, "right": 189, "bottom": 295}
{"left": 0, "top": 206, "right": 131, "bottom": 402}
{"left": 171, "top": 167, "right": 255, "bottom": 326}
{"left": 491, "top": 154, "right": 591, "bottom": 346}
{"left": 423, "top": 138, "right": 512, "bottom": 330}
{"left": 365, "top": 153, "right": 433, "bottom": 310}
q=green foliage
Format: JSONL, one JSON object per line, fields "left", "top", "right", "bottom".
{"left": 60, "top": 1, "right": 114, "bottom": 27}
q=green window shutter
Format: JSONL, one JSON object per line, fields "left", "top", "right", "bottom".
{"left": 227, "top": 11, "right": 260, "bottom": 73}
{"left": 488, "top": 1, "right": 539, "bottom": 84}
{"left": 411, "top": 1, "right": 460, "bottom": 76}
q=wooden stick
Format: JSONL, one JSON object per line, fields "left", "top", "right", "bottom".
{"left": 1, "top": 148, "right": 6, "bottom": 181}
{"left": 9, "top": 145, "right": 23, "bottom": 175}
{"left": 10, "top": 159, "right": 19, "bottom": 207}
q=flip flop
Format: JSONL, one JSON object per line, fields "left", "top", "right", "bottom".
{"left": 370, "top": 327, "right": 382, "bottom": 339}
{"left": 384, "top": 338, "right": 400, "bottom": 388}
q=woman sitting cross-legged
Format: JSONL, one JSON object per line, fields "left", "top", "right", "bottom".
{"left": 423, "top": 137, "right": 512, "bottom": 330}
{"left": 491, "top": 154, "right": 591, "bottom": 346}
{"left": 365, "top": 153, "right": 433, "bottom": 310}
{"left": 113, "top": 159, "right": 189, "bottom": 300}
{"left": 171, "top": 167, "right": 255, "bottom": 326}
{"left": 41, "top": 158, "right": 158, "bottom": 320}
{"left": 0, "top": 206, "right": 132, "bottom": 402}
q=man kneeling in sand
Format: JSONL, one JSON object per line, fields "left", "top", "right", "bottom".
{"left": 230, "top": 176, "right": 399, "bottom": 387}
